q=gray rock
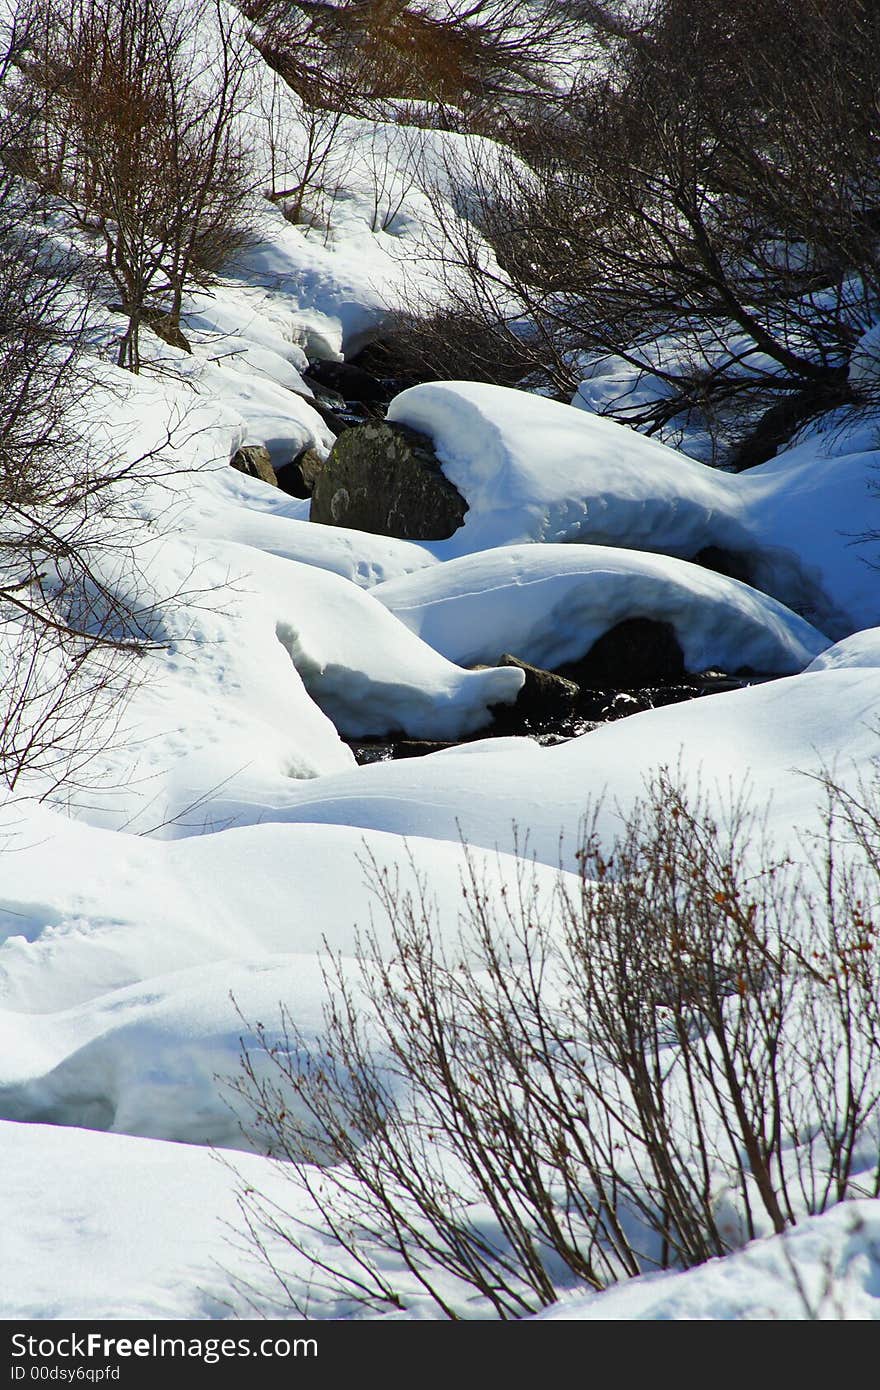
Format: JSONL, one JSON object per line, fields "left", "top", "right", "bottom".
{"left": 230, "top": 445, "right": 277, "bottom": 487}
{"left": 309, "top": 420, "right": 467, "bottom": 539}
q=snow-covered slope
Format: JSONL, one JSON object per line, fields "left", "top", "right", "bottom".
{"left": 2, "top": 0, "right": 880, "bottom": 1325}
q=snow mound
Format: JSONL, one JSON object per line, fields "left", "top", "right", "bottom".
{"left": 806, "top": 626, "right": 880, "bottom": 671}
{"left": 0, "top": 957, "right": 335, "bottom": 1149}
{"left": 387, "top": 381, "right": 880, "bottom": 637}
{"left": 0, "top": 812, "right": 565, "bottom": 1149}
{"left": 244, "top": 544, "right": 524, "bottom": 739}
{"left": 374, "top": 543, "right": 831, "bottom": 674}
{"left": 849, "top": 321, "right": 880, "bottom": 392}
{"left": 0, "top": 1121, "right": 289, "bottom": 1319}
{"left": 388, "top": 380, "right": 730, "bottom": 557}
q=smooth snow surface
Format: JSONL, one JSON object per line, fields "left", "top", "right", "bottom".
{"left": 374, "top": 543, "right": 831, "bottom": 673}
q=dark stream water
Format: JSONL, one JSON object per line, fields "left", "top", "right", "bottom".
{"left": 346, "top": 672, "right": 759, "bottom": 765}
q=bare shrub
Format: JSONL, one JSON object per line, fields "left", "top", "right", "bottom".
{"left": 18, "top": 0, "right": 256, "bottom": 370}
{"left": 231, "top": 768, "right": 880, "bottom": 1318}
{"left": 395, "top": 0, "right": 880, "bottom": 454}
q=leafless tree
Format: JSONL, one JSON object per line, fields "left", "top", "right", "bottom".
{"left": 385, "top": 0, "right": 880, "bottom": 462}
{"left": 0, "top": 2, "right": 231, "bottom": 796}
{"left": 18, "top": 0, "right": 256, "bottom": 371}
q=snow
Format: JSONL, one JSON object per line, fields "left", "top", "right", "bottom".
{"left": 3, "top": 0, "right": 880, "bottom": 1325}
{"left": 538, "top": 1202, "right": 880, "bottom": 1321}
{"left": 849, "top": 320, "right": 880, "bottom": 392}
{"left": 4, "top": 1119, "right": 878, "bottom": 1320}
{"left": 388, "top": 381, "right": 880, "bottom": 637}
{"left": 2, "top": 359, "right": 876, "bottom": 1320}
{"left": 182, "top": 463, "right": 439, "bottom": 588}
{"left": 225, "top": 664, "right": 880, "bottom": 870}
{"left": 0, "top": 811, "right": 564, "bottom": 1149}
{"left": 0, "top": 1121, "right": 284, "bottom": 1319}
{"left": 374, "top": 543, "right": 831, "bottom": 674}
{"left": 806, "top": 626, "right": 880, "bottom": 671}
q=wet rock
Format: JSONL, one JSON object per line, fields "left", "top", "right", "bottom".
{"left": 493, "top": 654, "right": 580, "bottom": 722}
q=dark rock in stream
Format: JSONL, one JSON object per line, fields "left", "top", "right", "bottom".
{"left": 559, "top": 617, "right": 685, "bottom": 687}
{"left": 306, "top": 359, "right": 389, "bottom": 405}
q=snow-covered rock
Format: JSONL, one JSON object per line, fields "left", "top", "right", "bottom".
{"left": 374, "top": 543, "right": 831, "bottom": 674}
{"left": 388, "top": 381, "right": 880, "bottom": 637}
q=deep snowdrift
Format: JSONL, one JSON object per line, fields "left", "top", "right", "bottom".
{"left": 374, "top": 542, "right": 831, "bottom": 674}
{"left": 389, "top": 381, "right": 880, "bottom": 637}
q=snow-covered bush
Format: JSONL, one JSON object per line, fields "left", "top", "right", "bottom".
{"left": 232, "top": 767, "right": 880, "bottom": 1318}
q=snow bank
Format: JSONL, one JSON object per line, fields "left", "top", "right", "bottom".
{"left": 374, "top": 543, "right": 831, "bottom": 674}
{"left": 0, "top": 810, "right": 563, "bottom": 1149}
{"left": 389, "top": 380, "right": 730, "bottom": 557}
{"left": 4, "top": 1117, "right": 876, "bottom": 1319}
{"left": 258, "top": 547, "right": 523, "bottom": 738}
{"left": 256, "top": 663, "right": 880, "bottom": 869}
{"left": 3, "top": 0, "right": 879, "bottom": 1320}
{"left": 187, "top": 467, "right": 437, "bottom": 587}
{"left": 4, "top": 371, "right": 517, "bottom": 827}
{"left": 539, "top": 1201, "right": 880, "bottom": 1320}
{"left": 806, "top": 626, "right": 880, "bottom": 671}
{"left": 0, "top": 956, "right": 337, "bottom": 1149}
